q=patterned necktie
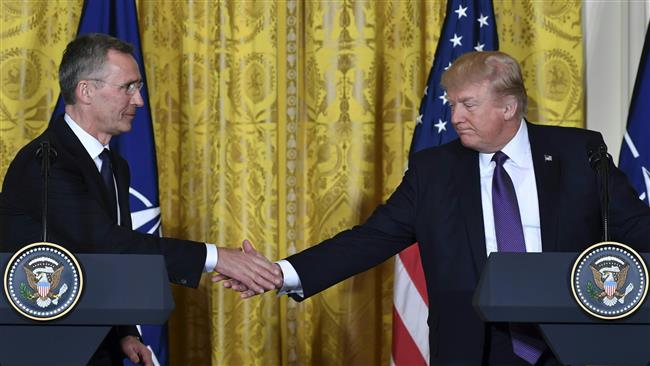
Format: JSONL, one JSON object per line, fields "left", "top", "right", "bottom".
{"left": 491, "top": 151, "right": 545, "bottom": 364}
{"left": 492, "top": 151, "right": 525, "bottom": 252}
{"left": 99, "top": 149, "right": 117, "bottom": 219}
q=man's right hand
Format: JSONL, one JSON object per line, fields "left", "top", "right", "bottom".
{"left": 120, "top": 335, "right": 153, "bottom": 366}
{"left": 211, "top": 240, "right": 283, "bottom": 295}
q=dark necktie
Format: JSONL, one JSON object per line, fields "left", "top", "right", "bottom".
{"left": 99, "top": 149, "right": 117, "bottom": 219}
{"left": 491, "top": 151, "right": 544, "bottom": 364}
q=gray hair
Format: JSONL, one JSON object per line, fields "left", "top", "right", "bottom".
{"left": 59, "top": 33, "right": 135, "bottom": 104}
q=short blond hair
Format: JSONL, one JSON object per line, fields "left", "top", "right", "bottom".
{"left": 441, "top": 51, "right": 527, "bottom": 118}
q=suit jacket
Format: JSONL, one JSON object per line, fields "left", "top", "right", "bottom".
{"left": 285, "top": 123, "right": 650, "bottom": 365}
{"left": 0, "top": 115, "right": 207, "bottom": 364}
{"left": 0, "top": 115, "right": 206, "bottom": 286}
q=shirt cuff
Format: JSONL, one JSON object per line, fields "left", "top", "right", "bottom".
{"left": 275, "top": 259, "right": 304, "bottom": 298}
{"left": 204, "top": 243, "right": 218, "bottom": 272}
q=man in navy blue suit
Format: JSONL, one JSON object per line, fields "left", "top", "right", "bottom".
{"left": 1, "top": 33, "right": 282, "bottom": 366}
{"left": 216, "top": 51, "right": 650, "bottom": 365}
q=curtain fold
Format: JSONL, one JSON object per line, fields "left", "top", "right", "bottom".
{"left": 0, "top": 1, "right": 582, "bottom": 365}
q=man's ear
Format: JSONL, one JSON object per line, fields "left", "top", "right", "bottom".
{"left": 503, "top": 96, "right": 518, "bottom": 120}
{"left": 75, "top": 80, "right": 93, "bottom": 104}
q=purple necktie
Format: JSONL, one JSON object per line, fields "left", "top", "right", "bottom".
{"left": 492, "top": 151, "right": 545, "bottom": 364}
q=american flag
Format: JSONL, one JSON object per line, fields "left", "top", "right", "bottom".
{"left": 391, "top": 1, "right": 498, "bottom": 365}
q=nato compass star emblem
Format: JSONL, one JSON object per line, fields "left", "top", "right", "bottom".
{"left": 3, "top": 242, "right": 83, "bottom": 321}
{"left": 571, "top": 242, "right": 648, "bottom": 320}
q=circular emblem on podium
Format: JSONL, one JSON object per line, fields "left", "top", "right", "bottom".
{"left": 571, "top": 242, "right": 648, "bottom": 320}
{"left": 3, "top": 242, "right": 83, "bottom": 321}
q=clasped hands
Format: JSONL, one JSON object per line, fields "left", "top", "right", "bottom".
{"left": 211, "top": 239, "right": 283, "bottom": 298}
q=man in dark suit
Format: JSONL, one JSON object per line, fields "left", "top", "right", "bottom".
{"left": 217, "top": 51, "right": 650, "bottom": 365}
{"left": 0, "top": 33, "right": 282, "bottom": 365}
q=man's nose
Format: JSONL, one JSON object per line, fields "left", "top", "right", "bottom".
{"left": 131, "top": 89, "right": 144, "bottom": 107}
{"left": 450, "top": 107, "right": 463, "bottom": 123}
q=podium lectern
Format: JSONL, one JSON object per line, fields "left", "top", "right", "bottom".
{"left": 473, "top": 252, "right": 649, "bottom": 366}
{"left": 1, "top": 253, "right": 175, "bottom": 366}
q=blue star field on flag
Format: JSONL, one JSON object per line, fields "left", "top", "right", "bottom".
{"left": 410, "top": 0, "right": 498, "bottom": 154}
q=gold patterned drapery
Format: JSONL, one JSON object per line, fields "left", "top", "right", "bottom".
{"left": 0, "top": 1, "right": 583, "bottom": 365}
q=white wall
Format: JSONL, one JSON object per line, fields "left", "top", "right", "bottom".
{"left": 584, "top": 0, "right": 650, "bottom": 163}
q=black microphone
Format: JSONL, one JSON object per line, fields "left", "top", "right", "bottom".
{"left": 587, "top": 143, "right": 610, "bottom": 241}
{"left": 35, "top": 141, "right": 57, "bottom": 242}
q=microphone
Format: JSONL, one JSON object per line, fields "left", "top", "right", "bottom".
{"left": 587, "top": 143, "right": 608, "bottom": 169}
{"left": 35, "top": 141, "right": 57, "bottom": 242}
{"left": 587, "top": 143, "right": 610, "bottom": 241}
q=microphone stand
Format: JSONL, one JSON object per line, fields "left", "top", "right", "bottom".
{"left": 36, "top": 141, "right": 57, "bottom": 242}
{"left": 588, "top": 144, "right": 610, "bottom": 242}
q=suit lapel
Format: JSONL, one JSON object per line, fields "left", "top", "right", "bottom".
{"left": 528, "top": 123, "right": 561, "bottom": 252}
{"left": 455, "top": 146, "right": 488, "bottom": 277}
{"left": 111, "top": 152, "right": 132, "bottom": 229}
{"left": 51, "top": 116, "right": 118, "bottom": 223}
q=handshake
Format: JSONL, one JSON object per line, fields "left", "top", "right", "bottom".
{"left": 211, "top": 240, "right": 285, "bottom": 299}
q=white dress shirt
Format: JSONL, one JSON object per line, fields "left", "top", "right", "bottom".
{"left": 64, "top": 114, "right": 218, "bottom": 272}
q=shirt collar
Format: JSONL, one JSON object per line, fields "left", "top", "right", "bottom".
{"left": 479, "top": 119, "right": 531, "bottom": 168}
{"left": 64, "top": 113, "right": 109, "bottom": 160}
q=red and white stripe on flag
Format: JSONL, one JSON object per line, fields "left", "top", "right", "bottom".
{"left": 391, "top": 243, "right": 429, "bottom": 366}
{"left": 605, "top": 282, "right": 616, "bottom": 297}
{"left": 38, "top": 283, "right": 50, "bottom": 298}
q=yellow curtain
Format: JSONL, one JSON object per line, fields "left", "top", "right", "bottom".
{"left": 494, "top": 0, "right": 584, "bottom": 127}
{"left": 0, "top": 1, "right": 582, "bottom": 365}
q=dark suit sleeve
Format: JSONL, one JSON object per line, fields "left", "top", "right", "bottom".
{"left": 0, "top": 139, "right": 206, "bottom": 288}
{"left": 286, "top": 157, "right": 421, "bottom": 299}
{"left": 607, "top": 157, "right": 650, "bottom": 252}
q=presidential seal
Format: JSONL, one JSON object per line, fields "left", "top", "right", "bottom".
{"left": 571, "top": 242, "right": 648, "bottom": 320}
{"left": 3, "top": 242, "right": 83, "bottom": 321}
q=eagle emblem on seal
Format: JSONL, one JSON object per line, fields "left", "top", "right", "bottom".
{"left": 22, "top": 258, "right": 69, "bottom": 308}
{"left": 571, "top": 242, "right": 647, "bottom": 320}
{"left": 4, "top": 242, "right": 83, "bottom": 321}
{"left": 589, "top": 255, "right": 634, "bottom": 307}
